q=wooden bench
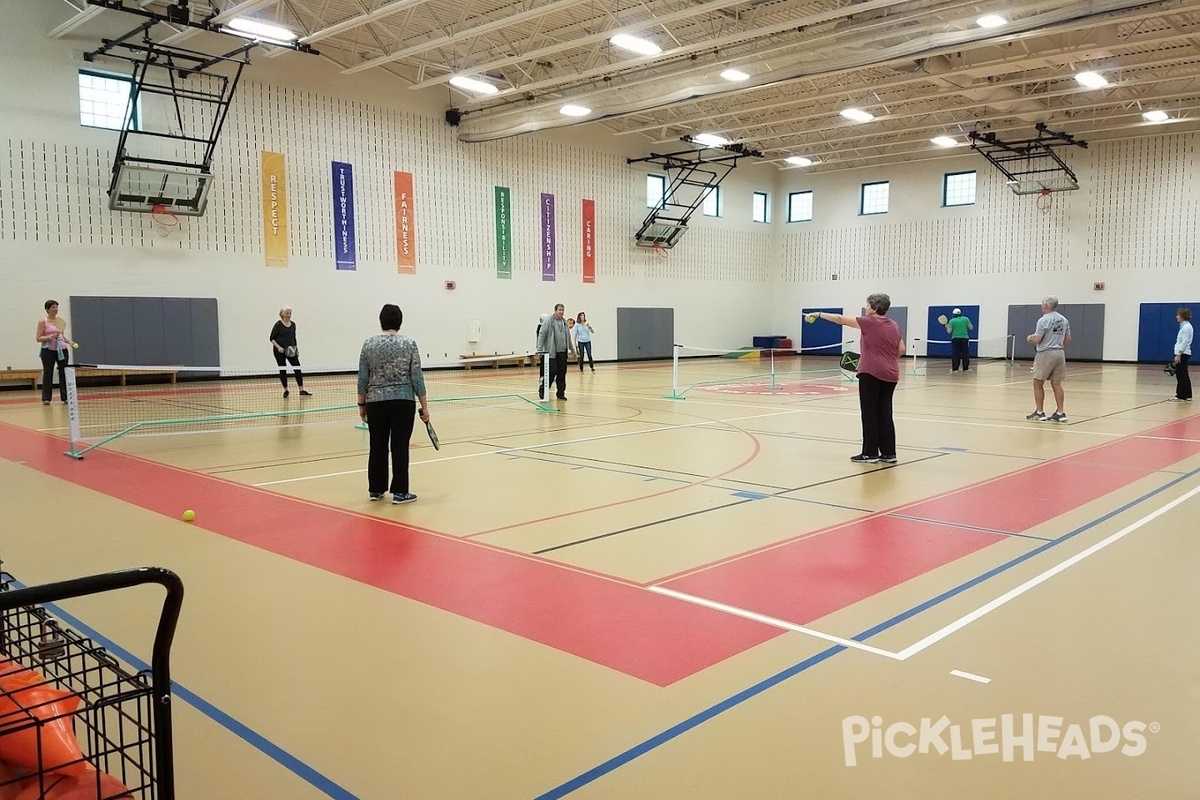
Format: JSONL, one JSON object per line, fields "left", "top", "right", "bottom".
{"left": 0, "top": 366, "right": 181, "bottom": 390}
{"left": 0, "top": 369, "right": 41, "bottom": 389}
{"left": 78, "top": 368, "right": 181, "bottom": 386}
{"left": 459, "top": 354, "right": 532, "bottom": 370}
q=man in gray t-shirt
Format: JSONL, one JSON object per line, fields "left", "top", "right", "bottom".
{"left": 1026, "top": 296, "right": 1072, "bottom": 423}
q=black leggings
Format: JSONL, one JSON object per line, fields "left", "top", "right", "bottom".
{"left": 857, "top": 372, "right": 898, "bottom": 458}
{"left": 365, "top": 398, "right": 416, "bottom": 495}
{"left": 40, "top": 348, "right": 68, "bottom": 403}
{"left": 272, "top": 350, "right": 304, "bottom": 388}
{"left": 1176, "top": 354, "right": 1192, "bottom": 400}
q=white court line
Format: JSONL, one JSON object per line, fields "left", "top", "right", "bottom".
{"left": 647, "top": 586, "right": 904, "bottom": 660}
{"left": 252, "top": 407, "right": 805, "bottom": 486}
{"left": 989, "top": 366, "right": 1121, "bottom": 387}
{"left": 950, "top": 669, "right": 991, "bottom": 684}
{"left": 894, "top": 482, "right": 1200, "bottom": 661}
{"left": 586, "top": 389, "right": 1121, "bottom": 437}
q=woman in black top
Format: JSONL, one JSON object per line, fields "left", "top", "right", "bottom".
{"left": 270, "top": 307, "right": 310, "bottom": 398}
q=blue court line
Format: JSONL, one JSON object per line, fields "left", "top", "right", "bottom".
{"left": 731, "top": 491, "right": 769, "bottom": 501}
{"left": 10, "top": 581, "right": 359, "bottom": 800}
{"left": 535, "top": 465, "right": 1200, "bottom": 799}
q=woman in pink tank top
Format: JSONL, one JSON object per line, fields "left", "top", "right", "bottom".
{"left": 809, "top": 294, "right": 905, "bottom": 464}
{"left": 35, "top": 299, "right": 73, "bottom": 405}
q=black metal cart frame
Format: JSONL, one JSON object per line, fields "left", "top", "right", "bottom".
{"left": 0, "top": 567, "right": 183, "bottom": 799}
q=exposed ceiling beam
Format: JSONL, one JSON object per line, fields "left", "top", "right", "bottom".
{"left": 342, "top": 0, "right": 611, "bottom": 75}
{"left": 455, "top": 0, "right": 1190, "bottom": 141}
{"left": 414, "top": 0, "right": 922, "bottom": 93}
{"left": 48, "top": 5, "right": 106, "bottom": 38}
{"left": 300, "top": 0, "right": 435, "bottom": 45}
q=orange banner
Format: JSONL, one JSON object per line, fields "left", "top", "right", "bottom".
{"left": 261, "top": 152, "right": 288, "bottom": 268}
{"left": 582, "top": 198, "right": 596, "bottom": 284}
{"left": 395, "top": 171, "right": 416, "bottom": 274}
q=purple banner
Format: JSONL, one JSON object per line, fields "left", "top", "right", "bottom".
{"left": 332, "top": 161, "right": 356, "bottom": 271}
{"left": 540, "top": 192, "right": 556, "bottom": 282}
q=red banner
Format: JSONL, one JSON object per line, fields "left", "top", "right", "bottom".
{"left": 395, "top": 171, "right": 416, "bottom": 274}
{"left": 582, "top": 198, "right": 596, "bottom": 284}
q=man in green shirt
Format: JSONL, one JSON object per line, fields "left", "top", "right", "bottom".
{"left": 946, "top": 308, "right": 974, "bottom": 372}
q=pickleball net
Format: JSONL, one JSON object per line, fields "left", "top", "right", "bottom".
{"left": 62, "top": 355, "right": 549, "bottom": 457}
{"left": 667, "top": 342, "right": 854, "bottom": 399}
{"left": 908, "top": 334, "right": 1016, "bottom": 375}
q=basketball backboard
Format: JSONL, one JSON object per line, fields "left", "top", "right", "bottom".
{"left": 109, "top": 163, "right": 213, "bottom": 215}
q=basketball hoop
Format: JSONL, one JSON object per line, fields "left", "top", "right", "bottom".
{"left": 1035, "top": 188, "right": 1054, "bottom": 214}
{"left": 150, "top": 203, "right": 179, "bottom": 237}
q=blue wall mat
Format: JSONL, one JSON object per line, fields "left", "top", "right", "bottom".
{"left": 800, "top": 308, "right": 843, "bottom": 355}
{"left": 927, "top": 305, "right": 980, "bottom": 358}
{"left": 1138, "top": 302, "right": 1200, "bottom": 363}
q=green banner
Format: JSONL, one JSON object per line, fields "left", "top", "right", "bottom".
{"left": 495, "top": 186, "right": 512, "bottom": 279}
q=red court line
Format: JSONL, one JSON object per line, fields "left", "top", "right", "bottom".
{"left": 663, "top": 416, "right": 1200, "bottom": 626}
{"left": 0, "top": 423, "right": 779, "bottom": 687}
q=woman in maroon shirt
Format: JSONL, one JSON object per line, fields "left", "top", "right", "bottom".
{"left": 811, "top": 294, "right": 905, "bottom": 464}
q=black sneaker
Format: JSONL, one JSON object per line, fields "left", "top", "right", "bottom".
{"left": 1026, "top": 410, "right": 1046, "bottom": 421}
{"left": 556, "top": 395, "right": 567, "bottom": 401}
{"left": 1046, "top": 411, "right": 1068, "bottom": 423}
{"left": 283, "top": 390, "right": 290, "bottom": 398}
{"left": 878, "top": 455, "right": 898, "bottom": 464}
{"left": 369, "top": 492, "right": 384, "bottom": 501}
{"left": 299, "top": 389, "right": 312, "bottom": 396}
{"left": 850, "top": 454, "right": 879, "bottom": 464}
{"left": 393, "top": 492, "right": 417, "bottom": 505}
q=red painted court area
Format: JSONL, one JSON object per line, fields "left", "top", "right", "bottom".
{"left": 663, "top": 417, "right": 1200, "bottom": 626}
{"left": 2, "top": 415, "right": 1198, "bottom": 686}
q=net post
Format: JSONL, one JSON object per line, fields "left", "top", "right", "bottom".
{"left": 909, "top": 337, "right": 924, "bottom": 376}
{"left": 770, "top": 348, "right": 777, "bottom": 390}
{"left": 664, "top": 344, "right": 685, "bottom": 400}
{"left": 63, "top": 366, "right": 84, "bottom": 459}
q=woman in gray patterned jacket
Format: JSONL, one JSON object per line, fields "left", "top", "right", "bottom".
{"left": 357, "top": 304, "right": 430, "bottom": 504}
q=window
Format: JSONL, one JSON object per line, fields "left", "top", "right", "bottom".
{"left": 701, "top": 186, "right": 721, "bottom": 217}
{"left": 78, "top": 70, "right": 138, "bottom": 131}
{"left": 647, "top": 174, "right": 666, "bottom": 208}
{"left": 787, "top": 191, "right": 813, "bottom": 222}
{"left": 752, "top": 191, "right": 770, "bottom": 223}
{"left": 943, "top": 170, "right": 977, "bottom": 207}
{"left": 860, "top": 181, "right": 889, "bottom": 215}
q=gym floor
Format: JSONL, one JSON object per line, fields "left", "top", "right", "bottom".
{"left": 1, "top": 356, "right": 1196, "bottom": 799}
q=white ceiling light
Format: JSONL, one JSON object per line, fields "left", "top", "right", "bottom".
{"left": 930, "top": 135, "right": 960, "bottom": 148}
{"left": 1075, "top": 71, "right": 1109, "bottom": 89}
{"left": 225, "top": 17, "right": 298, "bottom": 41}
{"left": 559, "top": 104, "right": 591, "bottom": 117}
{"left": 720, "top": 68, "right": 750, "bottom": 82}
{"left": 840, "top": 107, "right": 875, "bottom": 123}
{"left": 693, "top": 133, "right": 730, "bottom": 147}
{"left": 976, "top": 14, "right": 1008, "bottom": 28}
{"left": 1142, "top": 109, "right": 1170, "bottom": 123}
{"left": 610, "top": 34, "right": 661, "bottom": 56}
{"left": 449, "top": 75, "right": 500, "bottom": 95}
{"left": 785, "top": 156, "right": 813, "bottom": 167}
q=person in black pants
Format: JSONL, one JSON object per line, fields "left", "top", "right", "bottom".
{"left": 35, "top": 299, "right": 73, "bottom": 405}
{"left": 357, "top": 304, "right": 430, "bottom": 504}
{"left": 270, "top": 307, "right": 310, "bottom": 398}
{"left": 809, "top": 294, "right": 905, "bottom": 463}
{"left": 1171, "top": 307, "right": 1193, "bottom": 402}
{"left": 536, "top": 303, "right": 574, "bottom": 401}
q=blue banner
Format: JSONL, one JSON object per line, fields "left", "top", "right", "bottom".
{"left": 332, "top": 161, "right": 356, "bottom": 271}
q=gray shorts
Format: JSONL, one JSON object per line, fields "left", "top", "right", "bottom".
{"left": 1032, "top": 349, "right": 1066, "bottom": 382}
